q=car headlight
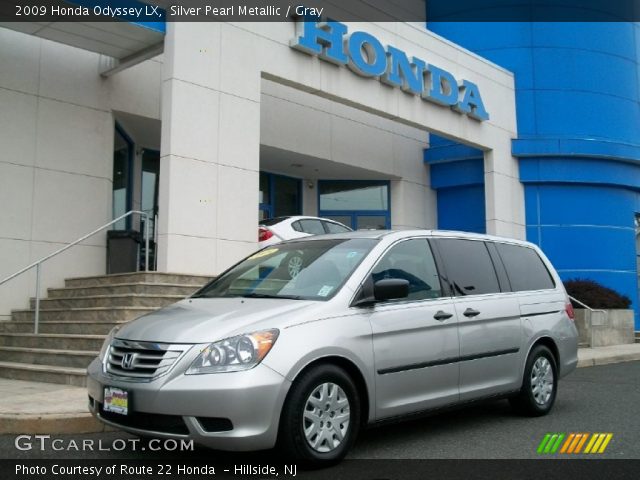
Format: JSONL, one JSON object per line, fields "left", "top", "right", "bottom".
{"left": 186, "top": 329, "right": 279, "bottom": 374}
{"left": 98, "top": 325, "right": 120, "bottom": 362}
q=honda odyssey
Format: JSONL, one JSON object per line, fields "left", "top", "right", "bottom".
{"left": 87, "top": 230, "right": 578, "bottom": 465}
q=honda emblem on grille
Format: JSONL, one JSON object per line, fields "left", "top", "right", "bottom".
{"left": 121, "top": 352, "right": 137, "bottom": 370}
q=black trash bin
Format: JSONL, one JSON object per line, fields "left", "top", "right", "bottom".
{"left": 107, "top": 230, "right": 141, "bottom": 274}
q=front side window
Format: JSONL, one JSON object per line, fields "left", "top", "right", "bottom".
{"left": 435, "top": 238, "right": 501, "bottom": 296}
{"left": 371, "top": 239, "right": 444, "bottom": 301}
{"left": 193, "top": 239, "right": 377, "bottom": 301}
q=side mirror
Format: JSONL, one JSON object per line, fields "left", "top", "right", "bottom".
{"left": 351, "top": 277, "right": 410, "bottom": 307}
{"left": 374, "top": 278, "right": 409, "bottom": 301}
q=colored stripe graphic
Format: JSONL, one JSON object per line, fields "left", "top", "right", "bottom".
{"left": 537, "top": 433, "right": 565, "bottom": 454}
{"left": 539, "top": 433, "right": 614, "bottom": 454}
{"left": 598, "top": 433, "right": 613, "bottom": 453}
{"left": 584, "top": 433, "right": 599, "bottom": 453}
{"left": 574, "top": 433, "right": 589, "bottom": 453}
{"left": 585, "top": 433, "right": 613, "bottom": 454}
{"left": 560, "top": 433, "right": 575, "bottom": 453}
{"left": 537, "top": 434, "right": 552, "bottom": 454}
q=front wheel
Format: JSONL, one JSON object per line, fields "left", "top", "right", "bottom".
{"left": 509, "top": 345, "right": 558, "bottom": 416}
{"left": 278, "top": 364, "right": 361, "bottom": 467}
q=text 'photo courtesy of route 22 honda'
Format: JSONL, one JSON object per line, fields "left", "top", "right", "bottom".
{"left": 87, "top": 230, "right": 579, "bottom": 466}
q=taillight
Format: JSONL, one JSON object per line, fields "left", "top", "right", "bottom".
{"left": 565, "top": 302, "right": 575, "bottom": 321}
{"left": 259, "top": 227, "right": 273, "bottom": 242}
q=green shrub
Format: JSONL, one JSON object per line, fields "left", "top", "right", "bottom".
{"left": 564, "top": 279, "right": 631, "bottom": 309}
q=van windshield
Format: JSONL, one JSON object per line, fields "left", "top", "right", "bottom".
{"left": 192, "top": 238, "right": 377, "bottom": 301}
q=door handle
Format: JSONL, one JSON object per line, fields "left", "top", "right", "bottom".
{"left": 463, "top": 308, "right": 481, "bottom": 317}
{"left": 433, "top": 310, "right": 453, "bottom": 321}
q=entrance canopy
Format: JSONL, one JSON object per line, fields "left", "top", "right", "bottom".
{"left": 0, "top": 1, "right": 165, "bottom": 75}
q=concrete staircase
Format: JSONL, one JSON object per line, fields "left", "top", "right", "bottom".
{"left": 0, "top": 272, "right": 212, "bottom": 387}
{"left": 636, "top": 331, "right": 640, "bottom": 344}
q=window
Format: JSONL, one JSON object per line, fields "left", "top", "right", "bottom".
{"left": 112, "top": 125, "right": 133, "bottom": 230}
{"left": 324, "top": 221, "right": 351, "bottom": 233}
{"left": 274, "top": 175, "right": 301, "bottom": 217}
{"left": 193, "top": 239, "right": 377, "bottom": 301}
{"left": 318, "top": 180, "right": 391, "bottom": 230}
{"left": 436, "top": 239, "right": 501, "bottom": 296}
{"left": 496, "top": 243, "right": 555, "bottom": 291}
{"left": 259, "top": 172, "right": 301, "bottom": 219}
{"left": 371, "top": 239, "right": 443, "bottom": 301}
{"left": 298, "top": 219, "right": 325, "bottom": 235}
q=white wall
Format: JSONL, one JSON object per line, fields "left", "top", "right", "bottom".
{"left": 260, "top": 80, "right": 435, "bottom": 229}
{"left": 0, "top": 27, "right": 162, "bottom": 319}
{"left": 157, "top": 21, "right": 521, "bottom": 276}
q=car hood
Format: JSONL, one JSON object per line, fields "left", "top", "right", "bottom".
{"left": 115, "top": 297, "right": 320, "bottom": 344}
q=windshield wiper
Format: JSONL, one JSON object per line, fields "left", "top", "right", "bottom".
{"left": 240, "top": 293, "right": 303, "bottom": 300}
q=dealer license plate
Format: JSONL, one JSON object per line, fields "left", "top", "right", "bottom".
{"left": 103, "top": 387, "right": 129, "bottom": 415}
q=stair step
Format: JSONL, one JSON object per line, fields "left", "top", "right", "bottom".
{"left": 48, "top": 283, "right": 200, "bottom": 298}
{"left": 65, "top": 272, "right": 212, "bottom": 288}
{"left": 0, "top": 333, "right": 105, "bottom": 350}
{"left": 12, "top": 307, "right": 155, "bottom": 322}
{"left": 0, "top": 346, "right": 98, "bottom": 368}
{"left": 0, "top": 361, "right": 86, "bottom": 386}
{"left": 30, "top": 294, "right": 183, "bottom": 309}
{"left": 0, "top": 321, "right": 126, "bottom": 335}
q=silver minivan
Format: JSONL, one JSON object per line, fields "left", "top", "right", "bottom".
{"left": 87, "top": 230, "right": 578, "bottom": 465}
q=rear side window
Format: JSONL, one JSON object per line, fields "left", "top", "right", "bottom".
{"left": 496, "top": 243, "right": 555, "bottom": 291}
{"left": 436, "top": 239, "right": 500, "bottom": 296}
{"left": 298, "top": 219, "right": 325, "bottom": 234}
{"left": 324, "top": 221, "right": 350, "bottom": 234}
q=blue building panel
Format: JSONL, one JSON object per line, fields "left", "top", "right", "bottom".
{"left": 436, "top": 186, "right": 486, "bottom": 234}
{"left": 534, "top": 185, "right": 637, "bottom": 228}
{"left": 531, "top": 49, "right": 638, "bottom": 101}
{"left": 530, "top": 22, "right": 637, "bottom": 60}
{"left": 537, "top": 226, "right": 636, "bottom": 272}
{"left": 428, "top": 18, "right": 640, "bottom": 327}
{"left": 429, "top": 158, "right": 484, "bottom": 189}
{"left": 519, "top": 157, "right": 640, "bottom": 190}
{"left": 533, "top": 91, "right": 640, "bottom": 142}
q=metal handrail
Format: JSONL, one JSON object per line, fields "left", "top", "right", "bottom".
{"left": 0, "top": 210, "right": 150, "bottom": 334}
{"left": 568, "top": 295, "right": 608, "bottom": 347}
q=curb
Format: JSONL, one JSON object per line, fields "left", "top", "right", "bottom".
{"left": 577, "top": 350, "right": 640, "bottom": 368}
{"left": 0, "top": 413, "right": 115, "bottom": 435}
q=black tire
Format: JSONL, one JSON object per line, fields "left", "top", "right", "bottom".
{"left": 278, "top": 364, "right": 361, "bottom": 467}
{"left": 509, "top": 345, "right": 558, "bottom": 416}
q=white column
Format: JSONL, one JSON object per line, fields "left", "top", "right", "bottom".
{"left": 157, "top": 23, "right": 261, "bottom": 274}
{"left": 483, "top": 138, "right": 525, "bottom": 240}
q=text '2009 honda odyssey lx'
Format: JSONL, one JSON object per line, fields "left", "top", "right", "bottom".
{"left": 87, "top": 230, "right": 578, "bottom": 466}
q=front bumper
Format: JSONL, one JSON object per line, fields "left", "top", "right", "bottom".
{"left": 86, "top": 354, "right": 291, "bottom": 451}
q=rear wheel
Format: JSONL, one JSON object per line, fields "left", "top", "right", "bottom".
{"left": 278, "top": 364, "right": 360, "bottom": 467}
{"left": 510, "top": 345, "right": 558, "bottom": 416}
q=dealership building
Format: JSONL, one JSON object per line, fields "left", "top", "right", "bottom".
{"left": 1, "top": 4, "right": 639, "bottom": 329}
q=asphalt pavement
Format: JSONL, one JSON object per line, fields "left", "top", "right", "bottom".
{"left": 1, "top": 361, "right": 638, "bottom": 461}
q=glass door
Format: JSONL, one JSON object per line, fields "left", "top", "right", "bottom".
{"left": 141, "top": 150, "right": 160, "bottom": 270}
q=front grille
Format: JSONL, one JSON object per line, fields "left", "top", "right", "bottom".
{"left": 106, "top": 339, "right": 185, "bottom": 380}
{"left": 98, "top": 402, "right": 189, "bottom": 435}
